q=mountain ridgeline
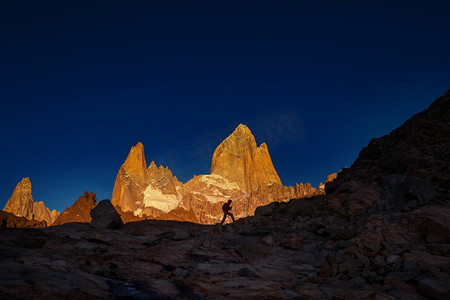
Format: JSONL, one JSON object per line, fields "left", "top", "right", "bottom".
{"left": 111, "top": 124, "right": 324, "bottom": 224}
{"left": 2, "top": 124, "right": 324, "bottom": 226}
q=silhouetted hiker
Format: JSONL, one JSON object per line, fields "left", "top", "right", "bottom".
{"left": 220, "top": 199, "right": 235, "bottom": 225}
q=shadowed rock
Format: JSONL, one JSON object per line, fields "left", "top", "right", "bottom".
{"left": 90, "top": 200, "right": 123, "bottom": 229}
{"left": 377, "top": 175, "right": 439, "bottom": 211}
{"left": 0, "top": 210, "right": 47, "bottom": 228}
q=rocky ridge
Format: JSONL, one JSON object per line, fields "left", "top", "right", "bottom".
{"left": 0, "top": 91, "right": 449, "bottom": 299}
{"left": 2, "top": 178, "right": 59, "bottom": 226}
{"left": 111, "top": 125, "right": 323, "bottom": 224}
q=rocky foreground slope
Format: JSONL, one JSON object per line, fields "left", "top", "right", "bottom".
{"left": 0, "top": 91, "right": 449, "bottom": 299}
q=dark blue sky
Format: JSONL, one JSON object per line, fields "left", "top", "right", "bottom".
{"left": 1, "top": 1, "right": 449, "bottom": 212}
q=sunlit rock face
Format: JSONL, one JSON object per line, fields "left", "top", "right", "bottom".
{"left": 143, "top": 161, "right": 184, "bottom": 215}
{"left": 177, "top": 124, "right": 323, "bottom": 224}
{"left": 178, "top": 124, "right": 322, "bottom": 223}
{"left": 210, "top": 124, "right": 282, "bottom": 192}
{"left": 52, "top": 191, "right": 97, "bottom": 226}
{"left": 3, "top": 177, "right": 59, "bottom": 225}
{"left": 111, "top": 143, "right": 184, "bottom": 220}
{"left": 111, "top": 142, "right": 148, "bottom": 213}
{"left": 112, "top": 125, "right": 322, "bottom": 224}
{"left": 180, "top": 178, "right": 323, "bottom": 224}
{"left": 327, "top": 173, "right": 338, "bottom": 183}
{"left": 181, "top": 174, "right": 244, "bottom": 224}
{"left": 3, "top": 178, "right": 33, "bottom": 219}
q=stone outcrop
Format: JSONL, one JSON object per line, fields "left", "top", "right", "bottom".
{"left": 3, "top": 178, "right": 59, "bottom": 225}
{"left": 52, "top": 191, "right": 97, "bottom": 226}
{"left": 326, "top": 172, "right": 338, "bottom": 183}
{"left": 210, "top": 124, "right": 282, "bottom": 192}
{"left": 90, "top": 200, "right": 123, "bottom": 229}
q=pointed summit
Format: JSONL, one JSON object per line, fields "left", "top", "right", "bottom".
{"left": 210, "top": 124, "right": 281, "bottom": 192}
{"left": 234, "top": 123, "right": 252, "bottom": 133}
{"left": 3, "top": 177, "right": 33, "bottom": 218}
{"left": 112, "top": 142, "right": 149, "bottom": 212}
{"left": 52, "top": 191, "right": 97, "bottom": 226}
{"left": 148, "top": 160, "right": 157, "bottom": 170}
{"left": 3, "top": 177, "right": 60, "bottom": 225}
{"left": 122, "top": 142, "right": 147, "bottom": 182}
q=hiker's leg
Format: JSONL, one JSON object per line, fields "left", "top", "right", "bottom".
{"left": 220, "top": 212, "right": 227, "bottom": 224}
{"left": 228, "top": 212, "right": 235, "bottom": 222}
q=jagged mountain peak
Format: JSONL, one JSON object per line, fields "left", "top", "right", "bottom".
{"left": 52, "top": 191, "right": 97, "bottom": 226}
{"left": 3, "top": 177, "right": 33, "bottom": 212}
{"left": 19, "top": 177, "right": 31, "bottom": 186}
{"left": 123, "top": 142, "right": 147, "bottom": 174}
{"left": 234, "top": 123, "right": 252, "bottom": 133}
{"left": 148, "top": 160, "right": 157, "bottom": 169}
{"left": 3, "top": 177, "right": 59, "bottom": 225}
{"left": 148, "top": 161, "right": 171, "bottom": 172}
{"left": 112, "top": 142, "right": 183, "bottom": 218}
{"left": 111, "top": 126, "right": 320, "bottom": 224}
{"left": 210, "top": 124, "right": 281, "bottom": 192}
{"left": 226, "top": 123, "right": 256, "bottom": 142}
{"left": 112, "top": 143, "right": 149, "bottom": 212}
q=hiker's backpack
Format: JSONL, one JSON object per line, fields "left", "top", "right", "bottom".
{"left": 222, "top": 203, "right": 227, "bottom": 211}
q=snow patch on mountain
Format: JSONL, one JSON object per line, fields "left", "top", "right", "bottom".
{"left": 142, "top": 186, "right": 181, "bottom": 213}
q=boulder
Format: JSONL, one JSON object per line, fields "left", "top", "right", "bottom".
{"left": 90, "top": 200, "right": 123, "bottom": 229}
